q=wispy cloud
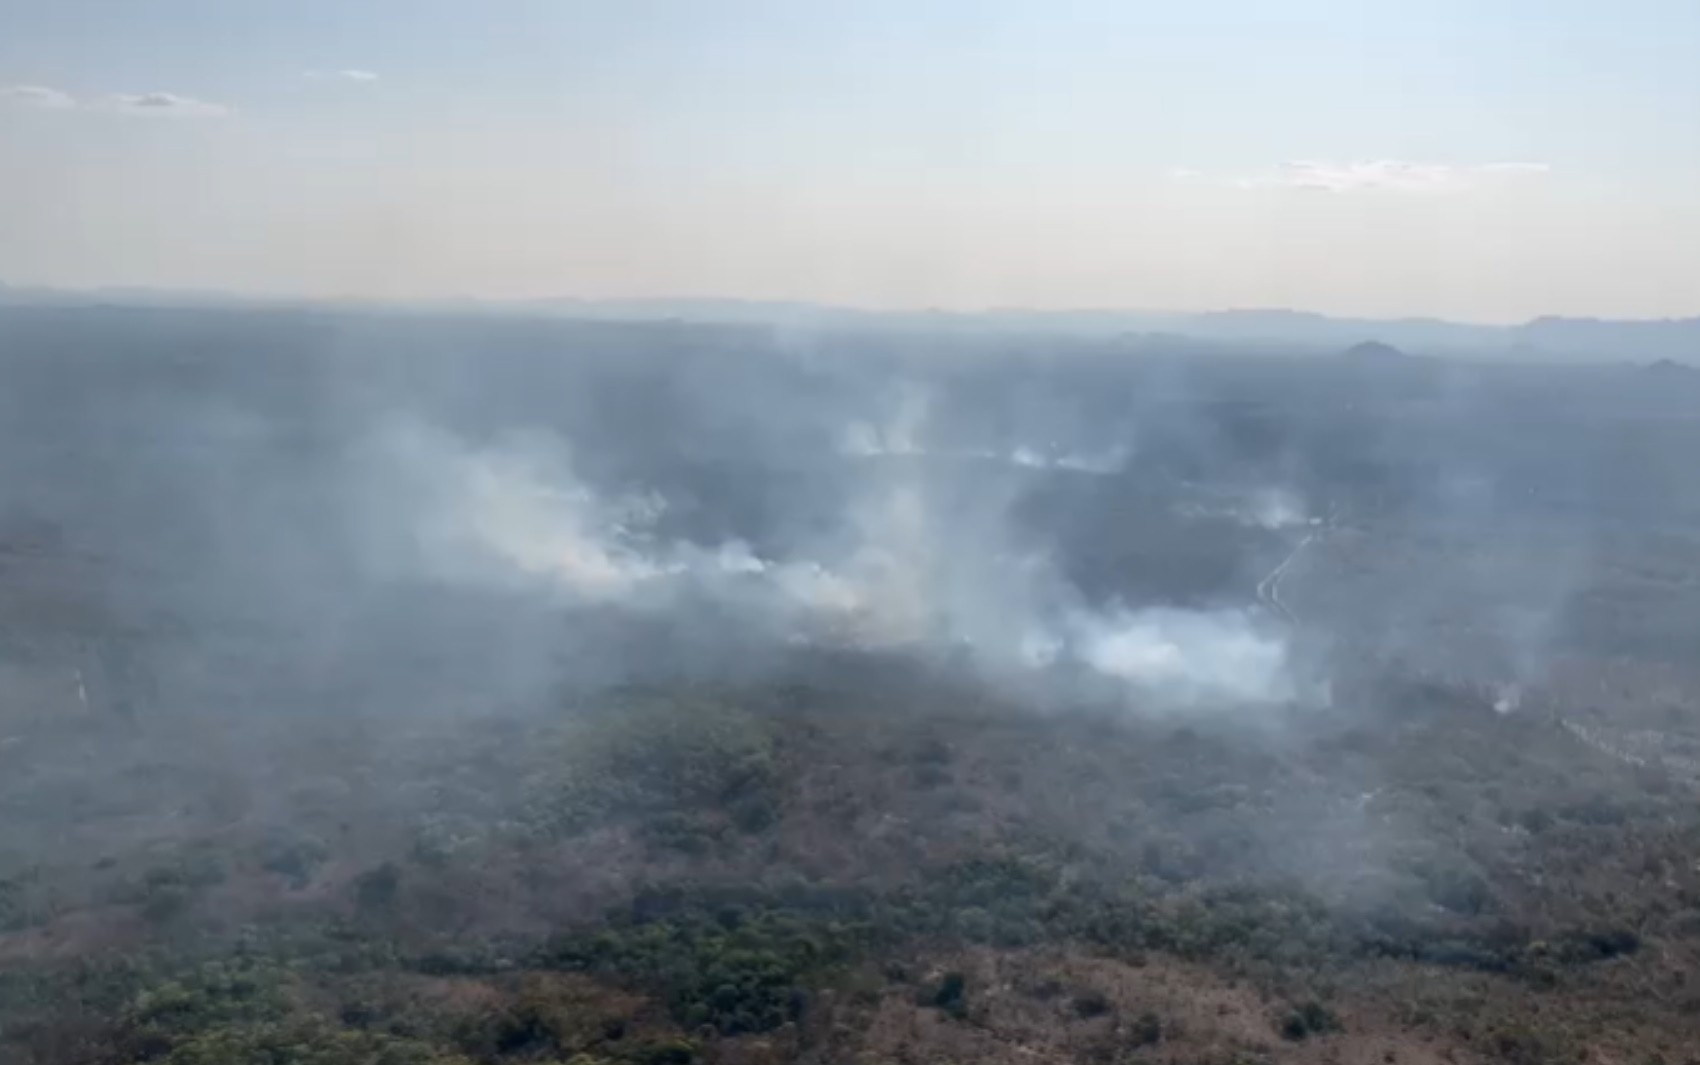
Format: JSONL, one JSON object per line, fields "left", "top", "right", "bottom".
{"left": 303, "top": 68, "right": 379, "bottom": 82}
{"left": 1, "top": 84, "right": 77, "bottom": 109}
{"left": 4, "top": 84, "right": 232, "bottom": 117}
{"left": 102, "top": 92, "right": 232, "bottom": 118}
{"left": 1176, "top": 160, "right": 1551, "bottom": 195}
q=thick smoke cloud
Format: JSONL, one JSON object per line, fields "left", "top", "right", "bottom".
{"left": 359, "top": 385, "right": 1303, "bottom": 715}
{"left": 360, "top": 418, "right": 677, "bottom": 600}
{"left": 1069, "top": 606, "right": 1295, "bottom": 708}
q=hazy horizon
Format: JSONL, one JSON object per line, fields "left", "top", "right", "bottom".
{"left": 7, "top": 281, "right": 1698, "bottom": 332}
{"left": 4, "top": 1, "right": 1698, "bottom": 322}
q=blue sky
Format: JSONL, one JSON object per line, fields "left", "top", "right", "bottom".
{"left": 2, "top": 1, "right": 1697, "bottom": 319}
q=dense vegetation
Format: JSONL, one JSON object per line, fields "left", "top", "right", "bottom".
{"left": 5, "top": 678, "right": 1699, "bottom": 1064}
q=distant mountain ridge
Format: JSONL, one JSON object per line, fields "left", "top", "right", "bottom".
{"left": 1340, "top": 340, "right": 1414, "bottom": 362}
{"left": 1168, "top": 309, "right": 1699, "bottom": 363}
{"left": 1, "top": 282, "right": 1695, "bottom": 364}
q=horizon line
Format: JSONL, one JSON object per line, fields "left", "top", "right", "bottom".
{"left": 4, "top": 280, "right": 1698, "bottom": 330}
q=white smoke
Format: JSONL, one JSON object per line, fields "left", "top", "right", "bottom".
{"left": 1053, "top": 448, "right": 1128, "bottom": 475}
{"left": 840, "top": 383, "right": 929, "bottom": 457}
{"left": 1069, "top": 607, "right": 1295, "bottom": 707}
{"left": 807, "top": 471, "right": 1303, "bottom": 711}
{"left": 362, "top": 419, "right": 677, "bottom": 600}
{"left": 795, "top": 469, "right": 1307, "bottom": 712}
{"left": 1178, "top": 487, "right": 1313, "bottom": 530}
{"left": 1493, "top": 682, "right": 1522, "bottom": 715}
{"left": 361, "top": 417, "right": 892, "bottom": 622}
{"left": 1010, "top": 444, "right": 1127, "bottom": 475}
{"left": 1247, "top": 488, "right": 1311, "bottom": 530}
{"left": 1009, "top": 445, "right": 1047, "bottom": 469}
{"left": 368, "top": 414, "right": 1303, "bottom": 715}
{"left": 841, "top": 385, "right": 1123, "bottom": 476}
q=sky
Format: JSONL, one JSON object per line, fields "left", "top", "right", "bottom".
{"left": 1, "top": 0, "right": 1697, "bottom": 322}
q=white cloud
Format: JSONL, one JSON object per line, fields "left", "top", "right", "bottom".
{"left": 102, "top": 92, "right": 232, "bottom": 118}
{"left": 303, "top": 69, "right": 379, "bottom": 82}
{"left": 1, "top": 84, "right": 77, "bottom": 109}
{"left": 1177, "top": 160, "right": 1551, "bottom": 195}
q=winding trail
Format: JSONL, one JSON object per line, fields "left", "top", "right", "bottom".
{"left": 1256, "top": 502, "right": 1338, "bottom": 626}
{"left": 1256, "top": 532, "right": 1315, "bottom": 625}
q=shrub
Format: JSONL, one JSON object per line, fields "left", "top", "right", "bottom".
{"left": 928, "top": 971, "right": 968, "bottom": 1020}
{"left": 126, "top": 852, "right": 228, "bottom": 924}
{"left": 354, "top": 862, "right": 402, "bottom": 914}
{"left": 1554, "top": 926, "right": 1641, "bottom": 964}
{"left": 1129, "top": 1011, "right": 1162, "bottom": 1046}
{"left": 630, "top": 1038, "right": 699, "bottom": 1064}
{"left": 1420, "top": 865, "right": 1493, "bottom": 915}
{"left": 544, "top": 906, "right": 841, "bottom": 1035}
{"left": 1072, "top": 990, "right": 1113, "bottom": 1018}
{"left": 259, "top": 833, "right": 329, "bottom": 888}
{"left": 1278, "top": 1000, "right": 1341, "bottom": 1041}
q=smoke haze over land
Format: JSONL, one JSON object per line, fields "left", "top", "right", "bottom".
{"left": 6, "top": 302, "right": 1700, "bottom": 1062}
{"left": 4, "top": 3, "right": 1700, "bottom": 1057}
